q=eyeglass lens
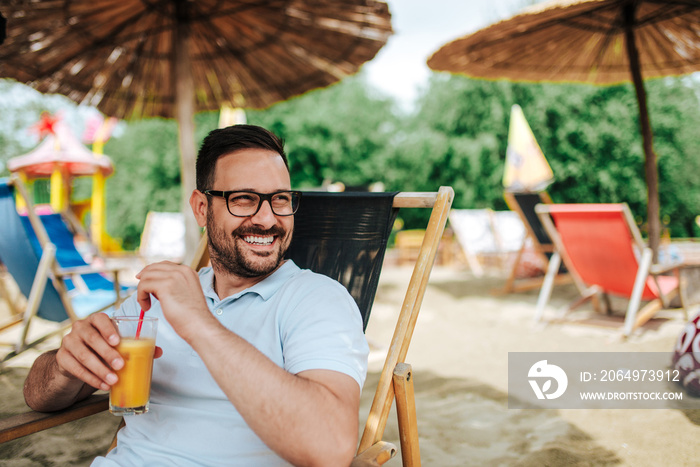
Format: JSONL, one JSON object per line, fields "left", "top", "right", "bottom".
{"left": 227, "top": 192, "right": 298, "bottom": 216}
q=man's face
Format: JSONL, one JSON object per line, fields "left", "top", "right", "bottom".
{"left": 205, "top": 148, "right": 294, "bottom": 278}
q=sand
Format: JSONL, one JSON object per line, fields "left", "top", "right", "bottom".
{"left": 2, "top": 263, "right": 700, "bottom": 466}
{"left": 364, "top": 266, "right": 700, "bottom": 466}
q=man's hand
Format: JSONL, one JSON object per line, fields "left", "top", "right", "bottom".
{"left": 25, "top": 309, "right": 159, "bottom": 413}
{"left": 56, "top": 312, "right": 124, "bottom": 391}
{"left": 56, "top": 313, "right": 164, "bottom": 392}
{"left": 135, "top": 261, "right": 212, "bottom": 343}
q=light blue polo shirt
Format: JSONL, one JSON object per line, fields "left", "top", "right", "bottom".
{"left": 93, "top": 260, "right": 369, "bottom": 466}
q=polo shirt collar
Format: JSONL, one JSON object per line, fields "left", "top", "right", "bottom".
{"left": 200, "top": 260, "right": 300, "bottom": 302}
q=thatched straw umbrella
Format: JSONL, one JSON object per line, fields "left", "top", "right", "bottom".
{"left": 0, "top": 0, "right": 393, "bottom": 258}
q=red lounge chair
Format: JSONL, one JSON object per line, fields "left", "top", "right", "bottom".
{"left": 534, "top": 203, "right": 684, "bottom": 336}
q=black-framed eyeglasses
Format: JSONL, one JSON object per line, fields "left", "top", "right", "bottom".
{"left": 204, "top": 190, "right": 302, "bottom": 217}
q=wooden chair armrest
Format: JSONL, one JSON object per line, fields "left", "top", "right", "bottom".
{"left": 55, "top": 265, "right": 126, "bottom": 277}
{"left": 351, "top": 441, "right": 397, "bottom": 467}
{"left": 650, "top": 264, "right": 683, "bottom": 275}
{"left": 0, "top": 394, "right": 109, "bottom": 444}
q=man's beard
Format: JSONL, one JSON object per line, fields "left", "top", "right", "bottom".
{"left": 206, "top": 207, "right": 291, "bottom": 278}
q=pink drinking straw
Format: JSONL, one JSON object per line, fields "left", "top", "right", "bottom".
{"left": 135, "top": 309, "right": 145, "bottom": 339}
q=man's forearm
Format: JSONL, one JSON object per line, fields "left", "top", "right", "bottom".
{"left": 24, "top": 350, "right": 96, "bottom": 412}
{"left": 188, "top": 319, "right": 359, "bottom": 467}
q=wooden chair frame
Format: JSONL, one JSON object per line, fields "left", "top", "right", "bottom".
{"left": 0, "top": 263, "right": 25, "bottom": 332}
{"left": 1, "top": 187, "right": 455, "bottom": 467}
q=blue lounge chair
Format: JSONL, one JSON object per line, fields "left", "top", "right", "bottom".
{"left": 22, "top": 212, "right": 128, "bottom": 294}
{"left": 0, "top": 176, "right": 131, "bottom": 363}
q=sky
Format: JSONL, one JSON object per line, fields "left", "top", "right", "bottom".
{"left": 363, "top": 0, "right": 528, "bottom": 109}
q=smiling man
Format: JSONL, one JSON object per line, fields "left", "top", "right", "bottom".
{"left": 23, "top": 125, "right": 369, "bottom": 466}
{"left": 200, "top": 146, "right": 295, "bottom": 282}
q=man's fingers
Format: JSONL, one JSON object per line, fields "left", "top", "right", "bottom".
{"left": 69, "top": 317, "right": 123, "bottom": 370}
{"left": 56, "top": 347, "right": 114, "bottom": 391}
{"left": 83, "top": 326, "right": 123, "bottom": 370}
{"left": 136, "top": 262, "right": 202, "bottom": 311}
{"left": 138, "top": 262, "right": 199, "bottom": 289}
{"left": 90, "top": 312, "right": 121, "bottom": 346}
{"left": 60, "top": 333, "right": 119, "bottom": 386}
{"left": 136, "top": 288, "right": 152, "bottom": 312}
{"left": 135, "top": 260, "right": 178, "bottom": 279}
{"left": 58, "top": 314, "right": 124, "bottom": 389}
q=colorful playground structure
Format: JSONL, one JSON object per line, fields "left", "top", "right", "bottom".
{"left": 7, "top": 112, "right": 121, "bottom": 253}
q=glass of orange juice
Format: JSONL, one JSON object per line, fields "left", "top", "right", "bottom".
{"left": 109, "top": 316, "right": 158, "bottom": 415}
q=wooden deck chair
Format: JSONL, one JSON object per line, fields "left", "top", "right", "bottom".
{"left": 490, "top": 210, "right": 527, "bottom": 256}
{"left": 0, "top": 176, "right": 131, "bottom": 364}
{"left": 449, "top": 209, "right": 497, "bottom": 276}
{"left": 139, "top": 211, "right": 186, "bottom": 263}
{"left": 534, "top": 203, "right": 684, "bottom": 337}
{"left": 24, "top": 212, "right": 131, "bottom": 296}
{"left": 497, "top": 191, "right": 570, "bottom": 294}
{"left": 449, "top": 209, "right": 526, "bottom": 277}
{"left": 0, "top": 187, "right": 455, "bottom": 467}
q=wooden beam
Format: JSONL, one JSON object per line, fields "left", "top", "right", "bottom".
{"left": 393, "top": 363, "right": 420, "bottom": 467}
{"left": 393, "top": 193, "right": 438, "bottom": 209}
{"left": 0, "top": 394, "right": 109, "bottom": 443}
{"left": 359, "top": 187, "right": 454, "bottom": 452}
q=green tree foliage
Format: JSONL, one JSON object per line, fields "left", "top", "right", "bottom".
{"left": 102, "top": 114, "right": 219, "bottom": 249}
{"left": 247, "top": 76, "right": 399, "bottom": 190}
{"left": 536, "top": 77, "right": 700, "bottom": 238}
{"left": 403, "top": 74, "right": 700, "bottom": 236}
{"left": 102, "top": 119, "right": 180, "bottom": 249}
{"left": 2, "top": 72, "right": 698, "bottom": 249}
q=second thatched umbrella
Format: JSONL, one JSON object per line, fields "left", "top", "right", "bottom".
{"left": 0, "top": 0, "right": 393, "bottom": 258}
{"left": 427, "top": 0, "right": 700, "bottom": 260}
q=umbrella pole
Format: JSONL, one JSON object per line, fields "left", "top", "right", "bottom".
{"left": 175, "top": 5, "right": 200, "bottom": 263}
{"left": 623, "top": 2, "right": 660, "bottom": 262}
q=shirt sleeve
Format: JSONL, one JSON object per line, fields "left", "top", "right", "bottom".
{"left": 279, "top": 271, "right": 370, "bottom": 390}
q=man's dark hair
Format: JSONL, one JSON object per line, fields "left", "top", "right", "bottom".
{"left": 196, "top": 124, "right": 288, "bottom": 191}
